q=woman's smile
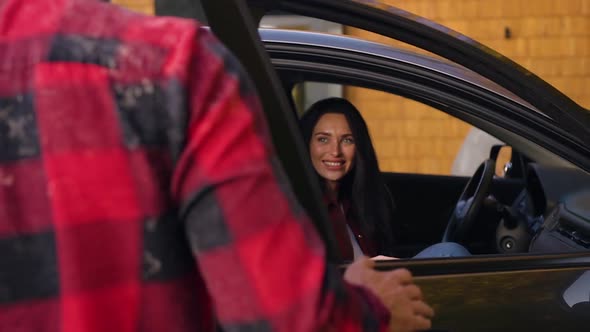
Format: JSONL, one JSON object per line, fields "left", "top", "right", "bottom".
{"left": 323, "top": 160, "right": 345, "bottom": 168}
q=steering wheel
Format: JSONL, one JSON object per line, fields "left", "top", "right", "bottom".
{"left": 442, "top": 159, "right": 496, "bottom": 243}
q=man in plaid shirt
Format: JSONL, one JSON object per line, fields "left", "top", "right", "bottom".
{"left": 0, "top": 0, "right": 434, "bottom": 331}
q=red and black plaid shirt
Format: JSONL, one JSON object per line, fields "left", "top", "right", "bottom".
{"left": 0, "top": 0, "right": 390, "bottom": 331}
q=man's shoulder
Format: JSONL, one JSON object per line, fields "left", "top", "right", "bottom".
{"left": 54, "top": 0, "right": 211, "bottom": 81}
{"left": 63, "top": 0, "right": 203, "bottom": 50}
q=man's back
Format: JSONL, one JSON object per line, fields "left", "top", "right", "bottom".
{"left": 0, "top": 0, "right": 217, "bottom": 330}
{"left": 0, "top": 1, "right": 397, "bottom": 331}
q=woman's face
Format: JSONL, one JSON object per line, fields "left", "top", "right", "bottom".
{"left": 309, "top": 113, "right": 356, "bottom": 190}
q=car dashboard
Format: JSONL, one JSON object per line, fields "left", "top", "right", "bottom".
{"left": 515, "top": 164, "right": 590, "bottom": 253}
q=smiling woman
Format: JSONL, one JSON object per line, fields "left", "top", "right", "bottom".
{"left": 300, "top": 97, "right": 471, "bottom": 261}
{"left": 300, "top": 97, "right": 396, "bottom": 261}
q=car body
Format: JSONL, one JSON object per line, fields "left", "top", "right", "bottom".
{"left": 198, "top": 0, "right": 590, "bottom": 331}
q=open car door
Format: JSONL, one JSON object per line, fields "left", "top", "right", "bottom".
{"left": 199, "top": 1, "right": 590, "bottom": 331}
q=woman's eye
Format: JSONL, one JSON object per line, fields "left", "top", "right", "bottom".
{"left": 317, "top": 136, "right": 329, "bottom": 143}
{"left": 343, "top": 137, "right": 355, "bottom": 144}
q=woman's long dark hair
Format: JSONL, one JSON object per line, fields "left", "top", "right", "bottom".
{"left": 300, "top": 97, "right": 396, "bottom": 255}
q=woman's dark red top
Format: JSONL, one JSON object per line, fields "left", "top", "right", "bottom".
{"left": 325, "top": 196, "right": 377, "bottom": 261}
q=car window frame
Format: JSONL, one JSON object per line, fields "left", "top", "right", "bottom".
{"left": 250, "top": 0, "right": 590, "bottom": 145}
{"left": 264, "top": 33, "right": 577, "bottom": 172}
{"left": 201, "top": 0, "right": 590, "bottom": 274}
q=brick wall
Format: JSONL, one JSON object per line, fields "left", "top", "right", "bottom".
{"left": 346, "top": 0, "right": 590, "bottom": 174}
{"left": 346, "top": 87, "right": 472, "bottom": 174}
{"left": 111, "top": 0, "right": 153, "bottom": 15}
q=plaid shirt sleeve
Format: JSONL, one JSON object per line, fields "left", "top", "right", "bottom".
{"left": 170, "top": 24, "right": 391, "bottom": 332}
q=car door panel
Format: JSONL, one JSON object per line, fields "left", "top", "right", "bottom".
{"left": 417, "top": 267, "right": 590, "bottom": 332}
{"left": 373, "top": 252, "right": 590, "bottom": 331}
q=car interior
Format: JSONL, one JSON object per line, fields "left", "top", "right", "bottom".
{"left": 286, "top": 79, "right": 590, "bottom": 259}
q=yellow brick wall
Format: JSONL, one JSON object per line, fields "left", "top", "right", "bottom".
{"left": 111, "top": 0, "right": 154, "bottom": 15}
{"left": 346, "top": 0, "right": 590, "bottom": 175}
